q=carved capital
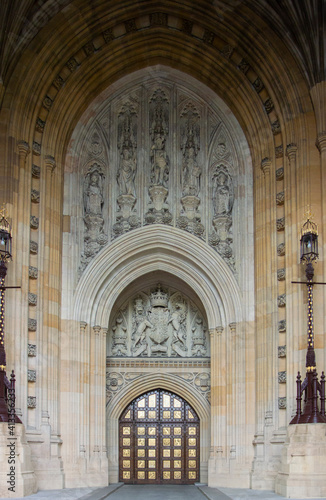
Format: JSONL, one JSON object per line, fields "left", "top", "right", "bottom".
{"left": 261, "top": 157, "right": 272, "bottom": 174}
{"left": 210, "top": 326, "right": 223, "bottom": 337}
{"left": 44, "top": 155, "right": 56, "bottom": 173}
{"left": 286, "top": 143, "right": 297, "bottom": 159}
{"left": 80, "top": 321, "right": 87, "bottom": 333}
{"left": 93, "top": 325, "right": 101, "bottom": 336}
{"left": 316, "top": 132, "right": 326, "bottom": 153}
{"left": 17, "top": 140, "right": 30, "bottom": 158}
{"left": 102, "top": 327, "right": 108, "bottom": 337}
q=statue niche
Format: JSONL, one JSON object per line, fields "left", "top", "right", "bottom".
{"left": 81, "top": 164, "right": 108, "bottom": 271}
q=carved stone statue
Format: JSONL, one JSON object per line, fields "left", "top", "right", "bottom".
{"left": 212, "top": 168, "right": 233, "bottom": 216}
{"left": 182, "top": 145, "right": 201, "bottom": 196}
{"left": 132, "top": 297, "right": 152, "bottom": 356}
{"left": 84, "top": 169, "right": 104, "bottom": 216}
{"left": 117, "top": 146, "right": 136, "bottom": 196}
{"left": 191, "top": 317, "right": 207, "bottom": 356}
{"left": 111, "top": 316, "right": 128, "bottom": 356}
{"left": 169, "top": 296, "right": 187, "bottom": 356}
{"left": 150, "top": 133, "right": 169, "bottom": 187}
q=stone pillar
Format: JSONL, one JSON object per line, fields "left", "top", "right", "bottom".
{"left": 11, "top": 141, "right": 30, "bottom": 419}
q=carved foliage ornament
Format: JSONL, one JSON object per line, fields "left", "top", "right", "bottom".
{"left": 108, "top": 285, "right": 209, "bottom": 359}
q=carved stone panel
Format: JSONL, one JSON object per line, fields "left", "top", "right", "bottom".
{"left": 107, "top": 285, "right": 209, "bottom": 359}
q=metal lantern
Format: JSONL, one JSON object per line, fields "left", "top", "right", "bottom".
{"left": 300, "top": 217, "right": 318, "bottom": 264}
{"left": 0, "top": 210, "right": 12, "bottom": 262}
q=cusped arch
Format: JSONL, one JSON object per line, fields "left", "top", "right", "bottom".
{"left": 107, "top": 373, "right": 210, "bottom": 423}
{"left": 74, "top": 224, "right": 242, "bottom": 330}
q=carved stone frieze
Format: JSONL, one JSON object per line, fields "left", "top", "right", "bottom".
{"left": 27, "top": 396, "right": 36, "bottom": 408}
{"left": 277, "top": 268, "right": 285, "bottom": 281}
{"left": 264, "top": 98, "right": 274, "bottom": 114}
{"left": 276, "top": 167, "right": 284, "bottom": 181}
{"left": 220, "top": 44, "right": 233, "bottom": 59}
{"left": 35, "top": 118, "right": 45, "bottom": 133}
{"left": 276, "top": 217, "right": 285, "bottom": 231}
{"left": 83, "top": 43, "right": 95, "bottom": 56}
{"left": 30, "top": 215, "right": 39, "bottom": 229}
{"left": 30, "top": 241, "right": 38, "bottom": 254}
{"left": 106, "top": 372, "right": 142, "bottom": 404}
{"left": 275, "top": 145, "right": 284, "bottom": 158}
{"left": 29, "top": 266, "right": 38, "bottom": 279}
{"left": 253, "top": 77, "right": 264, "bottom": 93}
{"left": 150, "top": 13, "right": 168, "bottom": 26}
{"left": 28, "top": 370, "right": 36, "bottom": 382}
{"left": 107, "top": 284, "right": 209, "bottom": 359}
{"left": 28, "top": 343, "right": 37, "bottom": 357}
{"left": 182, "top": 19, "right": 193, "bottom": 34}
{"left": 278, "top": 320, "right": 286, "bottom": 332}
{"left": 28, "top": 318, "right": 37, "bottom": 331}
{"left": 203, "top": 29, "right": 214, "bottom": 44}
{"left": 277, "top": 242, "right": 285, "bottom": 256}
{"left": 28, "top": 292, "right": 37, "bottom": 306}
{"left": 278, "top": 397, "right": 286, "bottom": 409}
{"left": 33, "top": 141, "right": 41, "bottom": 155}
{"left": 32, "top": 164, "right": 41, "bottom": 178}
{"left": 272, "top": 120, "right": 281, "bottom": 135}
{"left": 67, "top": 57, "right": 79, "bottom": 72}
{"left": 278, "top": 371, "right": 286, "bottom": 383}
{"left": 103, "top": 28, "right": 114, "bottom": 43}
{"left": 43, "top": 95, "right": 53, "bottom": 110}
{"left": 125, "top": 19, "right": 137, "bottom": 33}
{"left": 53, "top": 75, "right": 64, "bottom": 90}
{"left": 170, "top": 372, "right": 210, "bottom": 403}
{"left": 276, "top": 191, "right": 285, "bottom": 205}
{"left": 31, "top": 189, "right": 40, "bottom": 203}
{"left": 277, "top": 294, "right": 286, "bottom": 307}
{"left": 238, "top": 59, "right": 250, "bottom": 74}
{"left": 278, "top": 345, "right": 286, "bottom": 357}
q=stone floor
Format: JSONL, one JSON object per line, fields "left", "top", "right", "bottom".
{"left": 2, "top": 484, "right": 326, "bottom": 500}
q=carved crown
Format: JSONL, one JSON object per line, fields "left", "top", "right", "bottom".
{"left": 150, "top": 284, "right": 168, "bottom": 308}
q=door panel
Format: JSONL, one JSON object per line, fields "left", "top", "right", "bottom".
{"left": 119, "top": 389, "right": 199, "bottom": 484}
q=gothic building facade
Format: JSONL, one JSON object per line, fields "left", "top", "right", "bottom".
{"left": 0, "top": 1, "right": 326, "bottom": 497}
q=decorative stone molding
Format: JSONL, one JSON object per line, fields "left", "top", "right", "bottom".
{"left": 31, "top": 189, "right": 40, "bottom": 203}
{"left": 80, "top": 321, "right": 87, "bottom": 333}
{"left": 220, "top": 44, "right": 233, "bottom": 59}
{"left": 28, "top": 292, "right": 37, "bottom": 306}
{"left": 278, "top": 371, "right": 286, "bottom": 383}
{"left": 43, "top": 95, "right": 53, "bottom": 110}
{"left": 276, "top": 191, "right": 285, "bottom": 205}
{"left": 277, "top": 268, "right": 285, "bottom": 281}
{"left": 28, "top": 318, "right": 37, "bottom": 331}
{"left": 278, "top": 397, "right": 286, "bottom": 409}
{"left": 272, "top": 120, "right": 281, "bottom": 135}
{"left": 35, "top": 117, "right": 45, "bottom": 133}
{"left": 125, "top": 19, "right": 137, "bottom": 33}
{"left": 27, "top": 396, "right": 36, "bottom": 408}
{"left": 67, "top": 57, "right": 79, "bottom": 72}
{"left": 276, "top": 167, "right": 284, "bottom": 181}
{"left": 275, "top": 145, "right": 284, "bottom": 158}
{"left": 278, "top": 320, "right": 286, "bottom": 332}
{"left": 53, "top": 75, "right": 64, "bottom": 90}
{"left": 32, "top": 141, "right": 41, "bottom": 155}
{"left": 29, "top": 266, "right": 38, "bottom": 279}
{"left": 264, "top": 98, "right": 274, "bottom": 114}
{"left": 150, "top": 13, "right": 168, "bottom": 26}
{"left": 30, "top": 241, "right": 38, "bottom": 254}
{"left": 277, "top": 242, "right": 285, "bottom": 256}
{"left": 278, "top": 345, "right": 286, "bottom": 358}
{"left": 253, "top": 77, "right": 264, "bottom": 93}
{"left": 30, "top": 215, "right": 39, "bottom": 229}
{"left": 203, "top": 29, "right": 214, "bottom": 44}
{"left": 103, "top": 28, "right": 114, "bottom": 42}
{"left": 238, "top": 59, "right": 250, "bottom": 74}
{"left": 276, "top": 217, "right": 285, "bottom": 231}
{"left": 32, "top": 164, "right": 41, "bottom": 178}
{"left": 28, "top": 344, "right": 37, "bottom": 357}
{"left": 93, "top": 325, "right": 101, "bottom": 336}
{"left": 277, "top": 294, "right": 286, "bottom": 307}
{"left": 28, "top": 370, "right": 36, "bottom": 382}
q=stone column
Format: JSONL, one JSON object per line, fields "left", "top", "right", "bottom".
{"left": 11, "top": 141, "right": 30, "bottom": 418}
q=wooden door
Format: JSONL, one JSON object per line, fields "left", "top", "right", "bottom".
{"left": 119, "top": 389, "right": 200, "bottom": 484}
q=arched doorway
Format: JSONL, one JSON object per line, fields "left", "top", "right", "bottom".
{"left": 119, "top": 389, "right": 199, "bottom": 484}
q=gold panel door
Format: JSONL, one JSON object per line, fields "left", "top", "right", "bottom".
{"left": 119, "top": 389, "right": 200, "bottom": 484}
